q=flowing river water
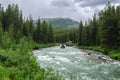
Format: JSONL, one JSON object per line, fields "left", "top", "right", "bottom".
{"left": 33, "top": 46, "right": 120, "bottom": 80}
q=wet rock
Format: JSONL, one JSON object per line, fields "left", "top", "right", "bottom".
{"left": 52, "top": 56, "right": 55, "bottom": 58}
{"left": 65, "top": 41, "right": 73, "bottom": 46}
{"left": 88, "top": 53, "right": 91, "bottom": 55}
{"left": 98, "top": 56, "right": 102, "bottom": 59}
{"left": 61, "top": 44, "right": 65, "bottom": 48}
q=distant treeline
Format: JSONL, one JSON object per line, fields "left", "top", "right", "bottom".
{"left": 54, "top": 29, "right": 78, "bottom": 43}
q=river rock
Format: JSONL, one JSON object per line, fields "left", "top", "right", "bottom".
{"left": 61, "top": 44, "right": 65, "bottom": 48}
{"left": 65, "top": 41, "right": 73, "bottom": 46}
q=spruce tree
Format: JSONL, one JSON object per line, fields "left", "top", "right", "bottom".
{"left": 33, "top": 18, "right": 41, "bottom": 43}
{"left": 29, "top": 15, "right": 34, "bottom": 36}
{"left": 0, "top": 22, "right": 3, "bottom": 47}
{"left": 78, "top": 21, "right": 83, "bottom": 46}
{"left": 48, "top": 24, "right": 54, "bottom": 42}
{"left": 41, "top": 20, "right": 48, "bottom": 43}
{"left": 90, "top": 14, "right": 98, "bottom": 45}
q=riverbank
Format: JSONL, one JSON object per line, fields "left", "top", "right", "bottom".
{"left": 0, "top": 43, "right": 62, "bottom": 80}
{"left": 33, "top": 43, "right": 56, "bottom": 50}
{"left": 79, "top": 46, "right": 120, "bottom": 60}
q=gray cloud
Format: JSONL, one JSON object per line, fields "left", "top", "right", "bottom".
{"left": 84, "top": 9, "right": 90, "bottom": 13}
{"left": 51, "top": 0, "right": 71, "bottom": 8}
{"left": 74, "top": 0, "right": 120, "bottom": 7}
{"left": 0, "top": 0, "right": 120, "bottom": 23}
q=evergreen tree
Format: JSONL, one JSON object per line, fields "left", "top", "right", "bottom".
{"left": 22, "top": 21, "right": 29, "bottom": 37}
{"left": 33, "top": 18, "right": 42, "bottom": 43}
{"left": 8, "top": 24, "right": 15, "bottom": 42}
{"left": 0, "top": 22, "right": 3, "bottom": 47}
{"left": 78, "top": 21, "right": 83, "bottom": 46}
{"left": 4, "top": 4, "right": 13, "bottom": 31}
{"left": 41, "top": 20, "right": 48, "bottom": 43}
{"left": 0, "top": 5, "right": 2, "bottom": 21}
{"left": 48, "top": 24, "right": 54, "bottom": 42}
{"left": 29, "top": 15, "right": 34, "bottom": 36}
{"left": 90, "top": 14, "right": 98, "bottom": 45}
{"left": 98, "top": 2, "right": 119, "bottom": 48}
{"left": 18, "top": 11, "right": 23, "bottom": 34}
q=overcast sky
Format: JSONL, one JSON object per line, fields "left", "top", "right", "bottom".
{"left": 1, "top": 0, "right": 120, "bottom": 22}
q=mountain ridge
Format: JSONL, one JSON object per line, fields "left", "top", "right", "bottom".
{"left": 33, "top": 17, "right": 79, "bottom": 29}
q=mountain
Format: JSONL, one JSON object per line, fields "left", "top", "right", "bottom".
{"left": 33, "top": 18, "right": 79, "bottom": 29}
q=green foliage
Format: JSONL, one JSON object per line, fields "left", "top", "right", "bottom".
{"left": 78, "top": 2, "right": 120, "bottom": 50}
{"left": 33, "top": 19, "right": 54, "bottom": 44}
{"left": 81, "top": 26, "right": 90, "bottom": 46}
{"left": 109, "top": 50, "right": 120, "bottom": 60}
{"left": 80, "top": 46, "right": 120, "bottom": 60}
{"left": 78, "top": 14, "right": 98, "bottom": 46}
{"left": 1, "top": 32, "right": 13, "bottom": 49}
{"left": 0, "top": 23, "right": 13, "bottom": 49}
{"left": 89, "top": 14, "right": 98, "bottom": 45}
{"left": 33, "top": 43, "right": 56, "bottom": 50}
{"left": 33, "top": 18, "right": 42, "bottom": 43}
{"left": 28, "top": 15, "right": 34, "bottom": 36}
{"left": 48, "top": 24, "right": 54, "bottom": 42}
{"left": 77, "top": 3, "right": 120, "bottom": 60}
{"left": 0, "top": 65, "right": 9, "bottom": 80}
{"left": 98, "top": 3, "right": 119, "bottom": 49}
{"left": 80, "top": 46, "right": 107, "bottom": 54}
{"left": 0, "top": 22, "right": 3, "bottom": 46}
{"left": 0, "top": 42, "right": 61, "bottom": 80}
{"left": 8, "top": 24, "right": 15, "bottom": 42}
{"left": 0, "top": 4, "right": 62, "bottom": 80}
{"left": 41, "top": 20, "right": 48, "bottom": 43}
{"left": 78, "top": 21, "right": 83, "bottom": 46}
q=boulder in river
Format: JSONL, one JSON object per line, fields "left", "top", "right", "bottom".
{"left": 61, "top": 44, "right": 65, "bottom": 48}
{"left": 88, "top": 52, "right": 91, "bottom": 55}
{"left": 65, "top": 41, "right": 73, "bottom": 46}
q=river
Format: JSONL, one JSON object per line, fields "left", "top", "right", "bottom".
{"left": 33, "top": 46, "right": 120, "bottom": 80}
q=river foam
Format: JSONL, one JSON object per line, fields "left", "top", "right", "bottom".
{"left": 33, "top": 46, "right": 120, "bottom": 80}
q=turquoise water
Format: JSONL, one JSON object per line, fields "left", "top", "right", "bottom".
{"left": 33, "top": 46, "right": 120, "bottom": 80}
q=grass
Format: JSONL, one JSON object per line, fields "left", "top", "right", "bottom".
{"left": 109, "top": 50, "right": 120, "bottom": 60}
{"left": 0, "top": 42, "right": 63, "bottom": 80}
{"left": 80, "top": 46, "right": 107, "bottom": 53}
{"left": 79, "top": 46, "right": 120, "bottom": 60}
{"left": 0, "top": 65, "right": 9, "bottom": 80}
{"left": 33, "top": 43, "right": 56, "bottom": 50}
